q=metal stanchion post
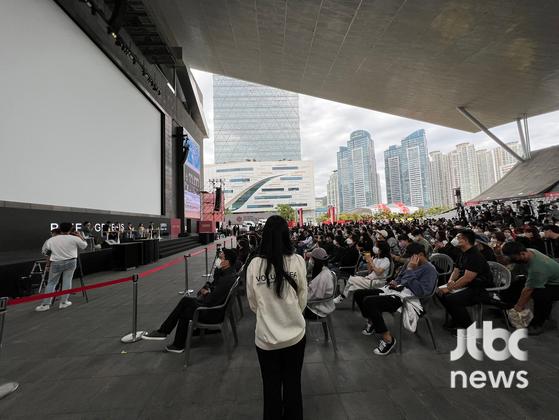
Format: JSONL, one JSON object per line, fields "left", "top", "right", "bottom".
{"left": 0, "top": 297, "right": 19, "bottom": 399}
{"left": 230, "top": 237, "right": 233, "bottom": 248}
{"left": 202, "top": 247, "right": 212, "bottom": 278}
{"left": 179, "top": 255, "right": 194, "bottom": 295}
{"left": 205, "top": 247, "right": 209, "bottom": 275}
{"left": 120, "top": 275, "right": 146, "bottom": 343}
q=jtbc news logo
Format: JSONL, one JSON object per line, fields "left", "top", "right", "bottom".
{"left": 450, "top": 321, "right": 528, "bottom": 389}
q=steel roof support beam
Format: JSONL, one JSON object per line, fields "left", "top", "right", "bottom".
{"left": 457, "top": 106, "right": 525, "bottom": 162}
{"left": 516, "top": 117, "right": 531, "bottom": 159}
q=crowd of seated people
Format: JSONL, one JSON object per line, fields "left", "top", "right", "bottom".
{"left": 168, "top": 201, "right": 558, "bottom": 357}
{"left": 286, "top": 200, "right": 559, "bottom": 351}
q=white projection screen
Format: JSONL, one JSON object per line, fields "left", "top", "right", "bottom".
{"left": 0, "top": 0, "right": 162, "bottom": 215}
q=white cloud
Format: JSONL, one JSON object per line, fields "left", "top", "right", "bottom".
{"left": 191, "top": 69, "right": 559, "bottom": 201}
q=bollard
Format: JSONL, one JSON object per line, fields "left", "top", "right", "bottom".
{"left": 179, "top": 255, "right": 194, "bottom": 295}
{"left": 120, "top": 275, "right": 146, "bottom": 343}
{"left": 0, "top": 297, "right": 19, "bottom": 400}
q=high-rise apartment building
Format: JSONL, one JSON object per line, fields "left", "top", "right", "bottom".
{"left": 476, "top": 149, "right": 496, "bottom": 192}
{"left": 384, "top": 129, "right": 431, "bottom": 207}
{"left": 213, "top": 75, "right": 301, "bottom": 163}
{"left": 430, "top": 141, "right": 522, "bottom": 205}
{"left": 326, "top": 170, "right": 340, "bottom": 211}
{"left": 429, "top": 151, "right": 453, "bottom": 207}
{"left": 492, "top": 142, "right": 523, "bottom": 180}
{"left": 384, "top": 145, "right": 403, "bottom": 203}
{"left": 454, "top": 143, "right": 481, "bottom": 201}
{"left": 337, "top": 130, "right": 381, "bottom": 212}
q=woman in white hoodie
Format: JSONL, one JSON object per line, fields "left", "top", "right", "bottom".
{"left": 246, "top": 215, "right": 307, "bottom": 420}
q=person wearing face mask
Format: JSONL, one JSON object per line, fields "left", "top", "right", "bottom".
{"left": 502, "top": 241, "right": 559, "bottom": 335}
{"left": 142, "top": 249, "right": 238, "bottom": 352}
{"left": 437, "top": 229, "right": 493, "bottom": 331}
{"left": 304, "top": 248, "right": 335, "bottom": 320}
{"left": 337, "top": 234, "right": 360, "bottom": 274}
{"left": 334, "top": 242, "right": 392, "bottom": 303}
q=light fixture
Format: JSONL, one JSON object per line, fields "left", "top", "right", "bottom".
{"left": 166, "top": 82, "right": 175, "bottom": 94}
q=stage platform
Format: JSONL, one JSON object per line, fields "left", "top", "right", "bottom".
{"left": 0, "top": 240, "right": 558, "bottom": 419}
{"left": 0, "top": 236, "right": 202, "bottom": 298}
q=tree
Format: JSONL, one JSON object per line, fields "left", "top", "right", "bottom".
{"left": 276, "top": 204, "right": 296, "bottom": 222}
{"left": 316, "top": 213, "right": 329, "bottom": 223}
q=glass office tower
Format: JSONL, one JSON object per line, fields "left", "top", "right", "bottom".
{"left": 213, "top": 75, "right": 301, "bottom": 163}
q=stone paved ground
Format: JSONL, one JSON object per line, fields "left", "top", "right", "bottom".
{"left": 1, "top": 240, "right": 558, "bottom": 419}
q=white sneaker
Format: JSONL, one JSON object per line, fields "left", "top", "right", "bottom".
{"left": 35, "top": 304, "right": 51, "bottom": 312}
{"left": 333, "top": 295, "right": 345, "bottom": 304}
{"left": 59, "top": 301, "right": 72, "bottom": 309}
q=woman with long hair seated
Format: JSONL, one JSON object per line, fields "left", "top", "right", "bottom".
{"left": 333, "top": 241, "right": 392, "bottom": 304}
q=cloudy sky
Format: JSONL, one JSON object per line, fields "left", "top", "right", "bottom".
{"left": 191, "top": 69, "right": 558, "bottom": 201}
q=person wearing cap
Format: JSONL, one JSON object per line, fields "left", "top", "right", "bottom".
{"left": 475, "top": 234, "right": 497, "bottom": 262}
{"left": 142, "top": 248, "right": 238, "bottom": 353}
{"left": 304, "top": 247, "right": 335, "bottom": 319}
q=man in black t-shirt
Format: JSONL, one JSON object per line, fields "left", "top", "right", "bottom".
{"left": 437, "top": 229, "right": 493, "bottom": 329}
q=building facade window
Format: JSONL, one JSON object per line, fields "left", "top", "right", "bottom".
{"left": 272, "top": 166, "right": 298, "bottom": 170}
{"left": 216, "top": 167, "right": 254, "bottom": 173}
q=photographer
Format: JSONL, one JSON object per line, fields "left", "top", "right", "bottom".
{"left": 35, "top": 223, "right": 88, "bottom": 312}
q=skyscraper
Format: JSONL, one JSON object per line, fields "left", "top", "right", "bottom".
{"left": 429, "top": 151, "right": 453, "bottom": 207}
{"left": 384, "top": 129, "right": 431, "bottom": 207}
{"left": 454, "top": 142, "right": 481, "bottom": 201}
{"left": 337, "top": 130, "right": 381, "bottom": 212}
{"left": 213, "top": 75, "right": 301, "bottom": 163}
{"left": 384, "top": 145, "right": 403, "bottom": 203}
{"left": 476, "top": 149, "right": 496, "bottom": 192}
{"left": 327, "top": 170, "right": 340, "bottom": 211}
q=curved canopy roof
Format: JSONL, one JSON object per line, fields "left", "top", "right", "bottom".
{"left": 146, "top": 0, "right": 559, "bottom": 132}
{"left": 469, "top": 145, "right": 559, "bottom": 203}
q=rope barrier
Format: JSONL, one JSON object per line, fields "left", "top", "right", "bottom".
{"left": 6, "top": 239, "right": 230, "bottom": 306}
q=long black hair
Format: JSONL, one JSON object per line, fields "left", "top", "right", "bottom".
{"left": 258, "top": 215, "right": 298, "bottom": 298}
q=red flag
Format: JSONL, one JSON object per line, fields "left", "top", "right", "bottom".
{"left": 298, "top": 208, "right": 304, "bottom": 227}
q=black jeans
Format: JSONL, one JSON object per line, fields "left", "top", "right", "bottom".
{"left": 359, "top": 290, "right": 402, "bottom": 334}
{"left": 158, "top": 297, "right": 201, "bottom": 348}
{"left": 531, "top": 285, "right": 559, "bottom": 327}
{"left": 256, "top": 335, "right": 306, "bottom": 420}
{"left": 438, "top": 287, "right": 489, "bottom": 328}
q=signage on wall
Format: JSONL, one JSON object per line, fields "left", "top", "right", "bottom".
{"left": 184, "top": 132, "right": 201, "bottom": 220}
{"left": 49, "top": 221, "right": 168, "bottom": 233}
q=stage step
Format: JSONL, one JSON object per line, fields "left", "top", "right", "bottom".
{"left": 158, "top": 236, "right": 201, "bottom": 258}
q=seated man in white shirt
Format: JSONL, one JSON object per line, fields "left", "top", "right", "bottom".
{"left": 35, "top": 223, "right": 88, "bottom": 312}
{"left": 333, "top": 242, "right": 392, "bottom": 304}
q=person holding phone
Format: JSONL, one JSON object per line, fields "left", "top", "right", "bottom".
{"left": 356, "top": 243, "right": 437, "bottom": 355}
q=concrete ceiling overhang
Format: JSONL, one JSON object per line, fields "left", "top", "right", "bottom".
{"left": 145, "top": 0, "right": 559, "bottom": 132}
